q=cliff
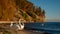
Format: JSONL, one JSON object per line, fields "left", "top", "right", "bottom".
{"left": 0, "top": 0, "right": 45, "bottom": 22}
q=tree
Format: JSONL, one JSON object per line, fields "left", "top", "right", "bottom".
{"left": 42, "top": 10, "right": 45, "bottom": 16}
{"left": 34, "top": 7, "right": 42, "bottom": 16}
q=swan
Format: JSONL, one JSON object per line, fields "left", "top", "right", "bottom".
{"left": 18, "top": 19, "right": 24, "bottom": 30}
{"left": 10, "top": 22, "right": 14, "bottom": 27}
{"left": 10, "top": 19, "right": 24, "bottom": 30}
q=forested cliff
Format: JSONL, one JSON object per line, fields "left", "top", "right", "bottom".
{"left": 0, "top": 0, "right": 45, "bottom": 22}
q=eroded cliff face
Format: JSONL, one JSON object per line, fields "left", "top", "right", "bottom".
{"left": 0, "top": 0, "right": 45, "bottom": 22}
{"left": 15, "top": 0, "right": 45, "bottom": 22}
{"left": 0, "top": 0, "right": 17, "bottom": 21}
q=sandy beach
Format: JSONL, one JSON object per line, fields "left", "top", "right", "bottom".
{"left": 0, "top": 23, "right": 44, "bottom": 34}
{"left": 16, "top": 30, "right": 44, "bottom": 34}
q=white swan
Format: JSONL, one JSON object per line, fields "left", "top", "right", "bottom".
{"left": 10, "top": 22, "right": 14, "bottom": 27}
{"left": 10, "top": 19, "right": 24, "bottom": 30}
{"left": 18, "top": 19, "right": 24, "bottom": 30}
{"left": 16, "top": 23, "right": 24, "bottom": 30}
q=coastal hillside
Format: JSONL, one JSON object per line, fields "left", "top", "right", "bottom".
{"left": 0, "top": 0, "right": 45, "bottom": 22}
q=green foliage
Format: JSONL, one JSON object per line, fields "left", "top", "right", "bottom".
{"left": 35, "top": 7, "right": 42, "bottom": 16}
{"left": 15, "top": 15, "right": 20, "bottom": 19}
{"left": 27, "top": 11, "right": 36, "bottom": 18}
{"left": 22, "top": 13, "right": 27, "bottom": 19}
{"left": 42, "top": 10, "right": 45, "bottom": 14}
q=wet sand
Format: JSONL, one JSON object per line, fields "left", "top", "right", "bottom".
{"left": 0, "top": 23, "right": 44, "bottom": 34}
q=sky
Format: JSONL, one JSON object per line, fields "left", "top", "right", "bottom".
{"left": 27, "top": 0, "right": 60, "bottom": 22}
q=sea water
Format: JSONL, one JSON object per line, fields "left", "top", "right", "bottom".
{"left": 24, "top": 22, "right": 60, "bottom": 34}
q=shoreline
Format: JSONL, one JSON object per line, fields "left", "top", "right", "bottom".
{"left": 0, "top": 23, "right": 45, "bottom": 34}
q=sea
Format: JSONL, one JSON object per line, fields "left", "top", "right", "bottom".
{"left": 24, "top": 22, "right": 60, "bottom": 34}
